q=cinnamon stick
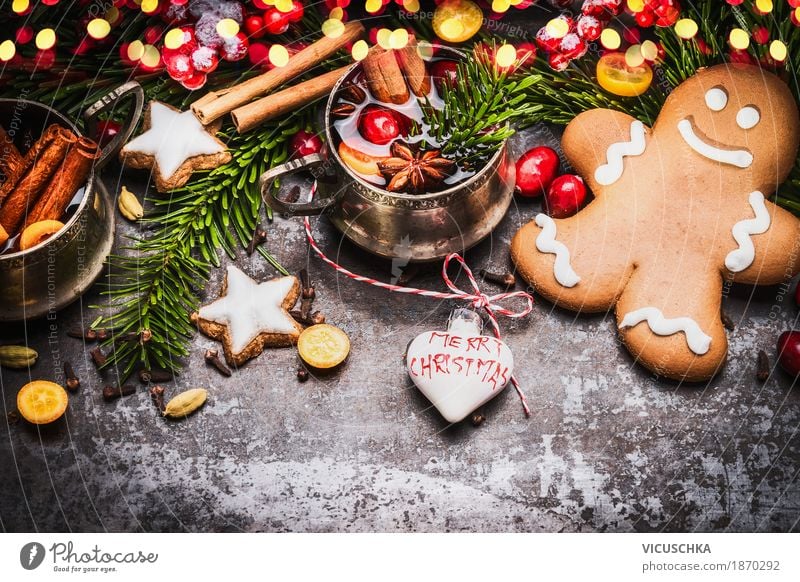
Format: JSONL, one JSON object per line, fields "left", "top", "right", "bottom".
{"left": 0, "top": 125, "right": 24, "bottom": 196}
{"left": 395, "top": 34, "right": 431, "bottom": 97}
{"left": 24, "top": 137, "right": 99, "bottom": 229}
{"left": 232, "top": 66, "right": 351, "bottom": 134}
{"left": 0, "top": 125, "right": 77, "bottom": 235}
{"left": 191, "top": 20, "right": 365, "bottom": 125}
{"left": 363, "top": 46, "right": 410, "bottom": 105}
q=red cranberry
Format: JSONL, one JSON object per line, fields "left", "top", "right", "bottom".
{"left": 357, "top": 105, "right": 408, "bottom": 146}
{"left": 220, "top": 32, "right": 249, "bottom": 62}
{"left": 95, "top": 120, "right": 121, "bottom": 148}
{"left": 289, "top": 130, "right": 323, "bottom": 158}
{"left": 181, "top": 71, "right": 207, "bottom": 91}
{"left": 777, "top": 331, "right": 800, "bottom": 377}
{"left": 430, "top": 59, "right": 458, "bottom": 92}
{"left": 287, "top": 1, "right": 305, "bottom": 23}
{"left": 515, "top": 146, "right": 560, "bottom": 198}
{"left": 263, "top": 8, "right": 290, "bottom": 35}
{"left": 546, "top": 174, "right": 587, "bottom": 218}
{"left": 244, "top": 15, "right": 266, "bottom": 39}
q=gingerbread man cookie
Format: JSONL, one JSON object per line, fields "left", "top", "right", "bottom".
{"left": 511, "top": 64, "right": 800, "bottom": 381}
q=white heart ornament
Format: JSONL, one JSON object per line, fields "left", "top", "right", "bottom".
{"left": 405, "top": 310, "right": 514, "bottom": 423}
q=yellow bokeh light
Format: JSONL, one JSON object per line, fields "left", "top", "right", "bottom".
{"left": 106, "top": 6, "right": 121, "bottom": 24}
{"left": 269, "top": 44, "right": 290, "bottom": 67}
{"left": 625, "top": 44, "right": 645, "bottom": 68}
{"left": 600, "top": 29, "right": 621, "bottom": 50}
{"left": 389, "top": 28, "right": 409, "bottom": 49}
{"left": 329, "top": 7, "right": 344, "bottom": 20}
{"left": 216, "top": 18, "right": 240, "bottom": 39}
{"left": 769, "top": 39, "right": 787, "bottom": 62}
{"left": 87, "top": 18, "right": 111, "bottom": 40}
{"left": 626, "top": 0, "right": 645, "bottom": 12}
{"left": 640, "top": 40, "right": 658, "bottom": 62}
{"left": 140, "top": 44, "right": 161, "bottom": 68}
{"left": 403, "top": 0, "right": 420, "bottom": 12}
{"left": 164, "top": 28, "right": 185, "bottom": 50}
{"left": 11, "top": 0, "right": 29, "bottom": 14}
{"left": 127, "top": 40, "right": 145, "bottom": 61}
{"left": 35, "top": 29, "right": 56, "bottom": 51}
{"left": 674, "top": 18, "right": 698, "bottom": 40}
{"left": 376, "top": 28, "right": 393, "bottom": 49}
{"left": 275, "top": 0, "right": 293, "bottom": 12}
{"left": 545, "top": 18, "right": 569, "bottom": 40}
{"left": 351, "top": 40, "right": 369, "bottom": 61}
{"left": 492, "top": 0, "right": 511, "bottom": 12}
{"left": 495, "top": 43, "right": 517, "bottom": 69}
{"left": 322, "top": 18, "right": 345, "bottom": 39}
{"left": 729, "top": 28, "right": 750, "bottom": 50}
{"left": 755, "top": 0, "right": 773, "bottom": 13}
{"left": 141, "top": 0, "right": 159, "bottom": 14}
{"left": 0, "top": 40, "right": 16, "bottom": 61}
{"left": 365, "top": 0, "right": 382, "bottom": 13}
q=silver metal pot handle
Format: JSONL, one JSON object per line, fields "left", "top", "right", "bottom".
{"left": 83, "top": 81, "right": 145, "bottom": 171}
{"left": 260, "top": 153, "right": 343, "bottom": 216}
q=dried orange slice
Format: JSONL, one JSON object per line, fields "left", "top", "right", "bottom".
{"left": 17, "top": 380, "right": 68, "bottom": 425}
{"left": 338, "top": 142, "right": 386, "bottom": 176}
{"left": 432, "top": 0, "right": 483, "bottom": 44}
{"left": 297, "top": 324, "right": 350, "bottom": 370}
{"left": 596, "top": 52, "right": 653, "bottom": 97}
{"left": 19, "top": 220, "right": 65, "bottom": 251}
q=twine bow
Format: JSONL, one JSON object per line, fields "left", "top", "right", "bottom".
{"left": 303, "top": 217, "right": 534, "bottom": 417}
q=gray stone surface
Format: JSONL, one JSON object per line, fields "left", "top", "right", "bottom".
{"left": 1, "top": 126, "right": 799, "bottom": 533}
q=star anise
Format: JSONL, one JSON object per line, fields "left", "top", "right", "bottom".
{"left": 378, "top": 141, "right": 456, "bottom": 194}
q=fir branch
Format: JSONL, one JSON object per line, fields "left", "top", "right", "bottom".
{"left": 95, "top": 118, "right": 299, "bottom": 379}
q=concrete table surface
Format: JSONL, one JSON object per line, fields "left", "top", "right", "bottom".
{"left": 1, "top": 125, "right": 799, "bottom": 533}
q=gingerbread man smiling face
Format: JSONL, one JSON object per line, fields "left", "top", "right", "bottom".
{"left": 512, "top": 64, "right": 800, "bottom": 381}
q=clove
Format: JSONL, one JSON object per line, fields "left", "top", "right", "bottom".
{"left": 149, "top": 385, "right": 166, "bottom": 413}
{"left": 246, "top": 225, "right": 268, "bottom": 256}
{"left": 102, "top": 384, "right": 136, "bottom": 401}
{"left": 67, "top": 327, "right": 108, "bottom": 342}
{"left": 479, "top": 269, "right": 516, "bottom": 288}
{"left": 115, "top": 329, "right": 152, "bottom": 344}
{"left": 205, "top": 349, "right": 232, "bottom": 377}
{"left": 138, "top": 368, "right": 174, "bottom": 384}
{"left": 396, "top": 264, "right": 420, "bottom": 286}
{"left": 89, "top": 347, "right": 107, "bottom": 368}
{"left": 297, "top": 367, "right": 309, "bottom": 382}
{"left": 471, "top": 412, "right": 486, "bottom": 427}
{"left": 756, "top": 350, "right": 770, "bottom": 382}
{"left": 298, "top": 268, "right": 316, "bottom": 321}
{"left": 63, "top": 361, "right": 80, "bottom": 392}
{"left": 720, "top": 309, "right": 735, "bottom": 331}
{"left": 290, "top": 309, "right": 325, "bottom": 326}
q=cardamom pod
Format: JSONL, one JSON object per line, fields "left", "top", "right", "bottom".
{"left": 118, "top": 186, "right": 144, "bottom": 221}
{"left": 163, "top": 388, "right": 208, "bottom": 419}
{"left": 0, "top": 345, "right": 38, "bottom": 369}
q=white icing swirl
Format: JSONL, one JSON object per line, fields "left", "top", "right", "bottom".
{"left": 705, "top": 88, "right": 728, "bottom": 111}
{"left": 677, "top": 119, "right": 753, "bottom": 168}
{"left": 594, "top": 120, "right": 647, "bottom": 186}
{"left": 725, "top": 191, "right": 771, "bottom": 273}
{"left": 534, "top": 214, "right": 580, "bottom": 288}
{"left": 619, "top": 307, "right": 712, "bottom": 355}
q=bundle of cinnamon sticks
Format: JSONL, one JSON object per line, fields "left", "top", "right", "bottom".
{"left": 0, "top": 123, "right": 99, "bottom": 250}
{"left": 363, "top": 34, "right": 431, "bottom": 105}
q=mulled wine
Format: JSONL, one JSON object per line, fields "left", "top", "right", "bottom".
{"left": 330, "top": 53, "right": 476, "bottom": 195}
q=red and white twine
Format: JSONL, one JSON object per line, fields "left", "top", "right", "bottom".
{"left": 303, "top": 216, "right": 534, "bottom": 417}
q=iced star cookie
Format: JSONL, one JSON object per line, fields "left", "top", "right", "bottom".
{"left": 193, "top": 265, "right": 303, "bottom": 367}
{"left": 120, "top": 101, "right": 231, "bottom": 192}
{"left": 511, "top": 64, "right": 800, "bottom": 381}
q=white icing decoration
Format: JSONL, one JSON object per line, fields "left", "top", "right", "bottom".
{"left": 594, "top": 120, "right": 647, "bottom": 186}
{"left": 725, "top": 191, "right": 771, "bottom": 273}
{"left": 736, "top": 106, "right": 760, "bottom": 130}
{"left": 704, "top": 88, "right": 728, "bottom": 111}
{"left": 198, "top": 265, "right": 298, "bottom": 355}
{"left": 619, "top": 307, "right": 712, "bottom": 355}
{"left": 122, "top": 101, "right": 226, "bottom": 181}
{"left": 406, "top": 316, "right": 514, "bottom": 423}
{"left": 534, "top": 214, "right": 581, "bottom": 288}
{"left": 677, "top": 119, "right": 753, "bottom": 168}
